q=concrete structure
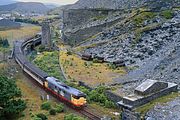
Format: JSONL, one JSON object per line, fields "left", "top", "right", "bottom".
{"left": 41, "top": 22, "right": 51, "bottom": 49}
{"left": 118, "top": 79, "right": 178, "bottom": 110}
{"left": 134, "top": 79, "right": 168, "bottom": 96}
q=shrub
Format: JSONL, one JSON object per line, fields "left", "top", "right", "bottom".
{"left": 41, "top": 101, "right": 51, "bottom": 110}
{"left": 134, "top": 12, "right": 156, "bottom": 26}
{"left": 33, "top": 116, "right": 42, "bottom": 120}
{"left": 84, "top": 62, "right": 88, "bottom": 67}
{"left": 55, "top": 104, "right": 64, "bottom": 113}
{"left": 38, "top": 45, "right": 46, "bottom": 52}
{"left": 49, "top": 108, "right": 56, "bottom": 115}
{"left": 92, "top": 58, "right": 99, "bottom": 63}
{"left": 89, "top": 90, "right": 99, "bottom": 102}
{"left": 36, "top": 113, "right": 48, "bottom": 120}
{"left": 161, "top": 10, "right": 173, "bottom": 19}
{"left": 67, "top": 50, "right": 72, "bottom": 55}
{"left": 64, "top": 114, "right": 85, "bottom": 120}
{"left": 108, "top": 63, "right": 117, "bottom": 69}
{"left": 105, "top": 100, "right": 115, "bottom": 108}
{"left": 96, "top": 86, "right": 106, "bottom": 94}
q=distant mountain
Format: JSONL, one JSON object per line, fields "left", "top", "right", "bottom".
{"left": 48, "top": 4, "right": 72, "bottom": 15}
{"left": 0, "top": 0, "right": 16, "bottom": 5}
{"left": 0, "top": 2, "right": 50, "bottom": 14}
{"left": 45, "top": 4, "right": 59, "bottom": 9}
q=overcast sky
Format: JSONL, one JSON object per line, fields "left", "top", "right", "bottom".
{"left": 16, "top": 0, "right": 78, "bottom": 5}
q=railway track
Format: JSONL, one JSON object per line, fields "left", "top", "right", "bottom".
{"left": 13, "top": 36, "right": 102, "bottom": 120}
{"left": 79, "top": 108, "right": 101, "bottom": 120}
{"left": 45, "top": 86, "right": 101, "bottom": 120}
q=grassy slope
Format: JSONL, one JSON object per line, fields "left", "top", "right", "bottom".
{"left": 59, "top": 45, "right": 126, "bottom": 87}
{"left": 33, "top": 51, "right": 64, "bottom": 81}
{"left": 0, "top": 25, "right": 40, "bottom": 46}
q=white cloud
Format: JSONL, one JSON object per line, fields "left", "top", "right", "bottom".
{"left": 16, "top": 0, "right": 78, "bottom": 5}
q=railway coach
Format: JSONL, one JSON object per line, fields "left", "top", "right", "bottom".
{"left": 13, "top": 35, "right": 87, "bottom": 108}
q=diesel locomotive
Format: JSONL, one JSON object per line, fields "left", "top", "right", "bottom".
{"left": 13, "top": 36, "right": 87, "bottom": 108}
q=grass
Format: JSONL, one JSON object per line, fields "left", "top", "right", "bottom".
{"left": 160, "top": 10, "right": 173, "bottom": 19}
{"left": 89, "top": 103, "right": 121, "bottom": 120}
{"left": 135, "top": 92, "right": 180, "bottom": 117}
{"left": 59, "top": 45, "right": 126, "bottom": 87}
{"left": 31, "top": 15, "right": 59, "bottom": 23}
{"left": 92, "top": 15, "right": 107, "bottom": 21}
{"left": 0, "top": 62, "right": 66, "bottom": 120}
{"left": 15, "top": 75, "right": 66, "bottom": 120}
{"left": 133, "top": 11, "right": 156, "bottom": 26}
{"left": 33, "top": 51, "right": 64, "bottom": 81}
{"left": 0, "top": 25, "right": 40, "bottom": 46}
{"left": 132, "top": 23, "right": 161, "bottom": 45}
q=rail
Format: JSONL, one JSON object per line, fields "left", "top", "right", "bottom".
{"left": 79, "top": 108, "right": 101, "bottom": 120}
{"left": 14, "top": 35, "right": 102, "bottom": 120}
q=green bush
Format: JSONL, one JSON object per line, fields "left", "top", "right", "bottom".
{"left": 67, "top": 50, "right": 72, "bottom": 55}
{"left": 55, "top": 104, "right": 64, "bottom": 113}
{"left": 108, "top": 63, "right": 117, "bottom": 69}
{"left": 33, "top": 116, "right": 42, "bottom": 120}
{"left": 134, "top": 12, "right": 156, "bottom": 26}
{"left": 79, "top": 86, "right": 116, "bottom": 108}
{"left": 33, "top": 51, "right": 64, "bottom": 81}
{"left": 92, "top": 58, "right": 99, "bottom": 63}
{"left": 0, "top": 38, "right": 9, "bottom": 48}
{"left": 38, "top": 45, "right": 46, "bottom": 52}
{"left": 41, "top": 101, "right": 51, "bottom": 110}
{"left": 64, "top": 114, "right": 85, "bottom": 120}
{"left": 161, "top": 10, "right": 173, "bottom": 19}
{"left": 49, "top": 108, "right": 56, "bottom": 115}
{"left": 105, "top": 100, "right": 115, "bottom": 108}
{"left": 36, "top": 113, "right": 48, "bottom": 120}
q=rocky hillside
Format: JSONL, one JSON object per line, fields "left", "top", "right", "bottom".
{"left": 60, "top": 0, "right": 180, "bottom": 119}
{"left": 67, "top": 1, "right": 180, "bottom": 86}
{"left": 68, "top": 0, "right": 179, "bottom": 10}
{"left": 0, "top": 2, "right": 50, "bottom": 14}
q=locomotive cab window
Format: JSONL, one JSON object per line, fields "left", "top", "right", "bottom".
{"left": 72, "top": 95, "right": 81, "bottom": 99}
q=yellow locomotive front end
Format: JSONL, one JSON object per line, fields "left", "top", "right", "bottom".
{"left": 71, "top": 95, "right": 87, "bottom": 107}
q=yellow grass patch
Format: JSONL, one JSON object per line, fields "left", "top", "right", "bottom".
{"left": 0, "top": 25, "right": 40, "bottom": 46}
{"left": 59, "top": 46, "right": 126, "bottom": 87}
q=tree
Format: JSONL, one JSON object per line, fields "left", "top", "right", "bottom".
{"left": 0, "top": 75, "right": 26, "bottom": 119}
{"left": 2, "top": 39, "right": 9, "bottom": 48}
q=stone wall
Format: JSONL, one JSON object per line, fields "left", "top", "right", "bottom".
{"left": 42, "top": 22, "right": 51, "bottom": 49}
{"left": 105, "top": 90, "right": 123, "bottom": 103}
{"left": 62, "top": 9, "right": 124, "bottom": 45}
{"left": 120, "top": 83, "right": 178, "bottom": 109}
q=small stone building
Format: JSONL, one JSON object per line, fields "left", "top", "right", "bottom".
{"left": 118, "top": 79, "right": 178, "bottom": 109}
{"left": 41, "top": 22, "right": 51, "bottom": 49}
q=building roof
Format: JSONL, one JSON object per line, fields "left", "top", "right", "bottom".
{"left": 135, "top": 79, "right": 168, "bottom": 95}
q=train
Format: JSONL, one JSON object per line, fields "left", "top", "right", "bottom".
{"left": 13, "top": 36, "right": 87, "bottom": 108}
